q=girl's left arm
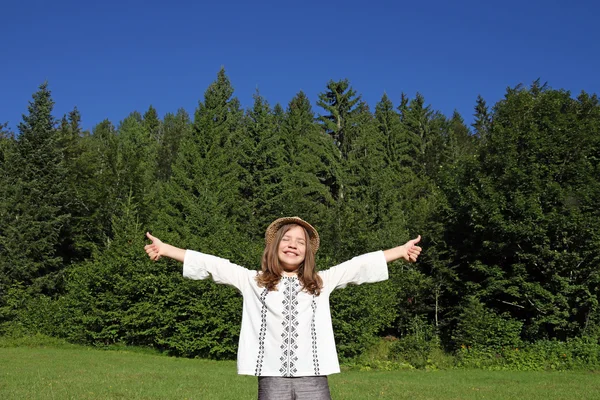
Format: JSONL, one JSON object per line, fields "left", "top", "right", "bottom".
{"left": 320, "top": 236, "right": 423, "bottom": 291}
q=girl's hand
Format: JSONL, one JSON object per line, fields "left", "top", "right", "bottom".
{"left": 145, "top": 232, "right": 165, "bottom": 261}
{"left": 402, "top": 235, "right": 422, "bottom": 262}
{"left": 383, "top": 236, "right": 422, "bottom": 263}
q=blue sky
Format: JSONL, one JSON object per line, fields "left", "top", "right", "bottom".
{"left": 1, "top": 0, "right": 598, "bottom": 132}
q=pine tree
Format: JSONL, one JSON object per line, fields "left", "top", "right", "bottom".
{"left": 472, "top": 95, "right": 492, "bottom": 139}
{"left": 81, "top": 119, "right": 121, "bottom": 245}
{"left": 0, "top": 123, "right": 16, "bottom": 297}
{"left": 155, "top": 68, "right": 255, "bottom": 265}
{"left": 0, "top": 122, "right": 14, "bottom": 180}
{"left": 0, "top": 82, "right": 69, "bottom": 294}
{"left": 241, "top": 91, "right": 280, "bottom": 237}
{"left": 56, "top": 107, "right": 90, "bottom": 262}
{"left": 394, "top": 93, "right": 462, "bottom": 334}
{"left": 278, "top": 91, "right": 339, "bottom": 226}
{"left": 447, "top": 110, "right": 476, "bottom": 162}
{"left": 317, "top": 79, "right": 362, "bottom": 158}
{"left": 375, "top": 93, "right": 414, "bottom": 172}
{"left": 400, "top": 93, "right": 450, "bottom": 179}
{"left": 142, "top": 105, "right": 162, "bottom": 182}
{"left": 156, "top": 108, "right": 191, "bottom": 181}
{"left": 193, "top": 68, "right": 242, "bottom": 156}
{"left": 143, "top": 105, "right": 161, "bottom": 143}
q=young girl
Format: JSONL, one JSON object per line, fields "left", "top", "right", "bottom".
{"left": 145, "top": 216, "right": 422, "bottom": 399}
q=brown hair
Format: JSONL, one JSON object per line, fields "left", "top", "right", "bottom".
{"left": 256, "top": 224, "right": 323, "bottom": 296}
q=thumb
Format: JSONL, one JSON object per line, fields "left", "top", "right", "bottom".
{"left": 146, "top": 232, "right": 156, "bottom": 242}
{"left": 411, "top": 235, "right": 421, "bottom": 244}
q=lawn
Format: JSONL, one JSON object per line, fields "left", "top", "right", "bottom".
{"left": 1, "top": 345, "right": 599, "bottom": 399}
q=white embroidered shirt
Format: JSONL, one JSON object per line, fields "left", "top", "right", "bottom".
{"left": 183, "top": 250, "right": 388, "bottom": 377}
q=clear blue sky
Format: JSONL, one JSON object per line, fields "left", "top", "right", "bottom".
{"left": 2, "top": 0, "right": 598, "bottom": 132}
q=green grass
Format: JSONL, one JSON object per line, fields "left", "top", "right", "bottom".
{"left": 1, "top": 342, "right": 599, "bottom": 399}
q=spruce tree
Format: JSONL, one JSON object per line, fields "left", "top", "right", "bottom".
{"left": 81, "top": 119, "right": 122, "bottom": 246}
{"left": 116, "top": 111, "right": 160, "bottom": 224}
{"left": 0, "top": 123, "right": 16, "bottom": 299}
{"left": 472, "top": 95, "right": 492, "bottom": 139}
{"left": 400, "top": 93, "right": 450, "bottom": 178}
{"left": 448, "top": 110, "right": 476, "bottom": 161}
{"left": 56, "top": 108, "right": 89, "bottom": 262}
{"left": 156, "top": 68, "right": 255, "bottom": 265}
{"left": 317, "top": 79, "right": 362, "bottom": 158}
{"left": 241, "top": 91, "right": 281, "bottom": 237}
{"left": 375, "top": 93, "right": 416, "bottom": 173}
{"left": 278, "top": 91, "right": 339, "bottom": 229}
{"left": 0, "top": 82, "right": 69, "bottom": 294}
{"left": 143, "top": 105, "right": 161, "bottom": 143}
{"left": 156, "top": 108, "right": 191, "bottom": 181}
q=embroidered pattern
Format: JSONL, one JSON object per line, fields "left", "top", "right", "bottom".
{"left": 279, "top": 277, "right": 299, "bottom": 377}
{"left": 310, "top": 296, "right": 320, "bottom": 375}
{"left": 254, "top": 288, "right": 269, "bottom": 376}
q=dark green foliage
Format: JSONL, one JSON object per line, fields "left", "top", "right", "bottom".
{"left": 155, "top": 68, "right": 257, "bottom": 267}
{"left": 452, "top": 297, "right": 523, "bottom": 349}
{"left": 448, "top": 110, "right": 477, "bottom": 161}
{"left": 117, "top": 110, "right": 160, "bottom": 222}
{"left": 317, "top": 79, "right": 362, "bottom": 158}
{"left": 330, "top": 279, "right": 399, "bottom": 360}
{"left": 0, "top": 83, "right": 69, "bottom": 295}
{"left": 143, "top": 105, "right": 161, "bottom": 143}
{"left": 157, "top": 109, "right": 190, "bottom": 181}
{"left": 445, "top": 83, "right": 600, "bottom": 343}
{"left": 2, "top": 75, "right": 599, "bottom": 369}
{"left": 57, "top": 107, "right": 96, "bottom": 262}
{"left": 268, "top": 91, "right": 339, "bottom": 227}
{"left": 83, "top": 120, "right": 121, "bottom": 244}
{"left": 399, "top": 93, "right": 450, "bottom": 178}
{"left": 57, "top": 197, "right": 242, "bottom": 358}
{"left": 0, "top": 123, "right": 15, "bottom": 265}
{"left": 375, "top": 93, "right": 412, "bottom": 172}
{"left": 239, "top": 90, "right": 281, "bottom": 237}
{"left": 472, "top": 94, "right": 492, "bottom": 139}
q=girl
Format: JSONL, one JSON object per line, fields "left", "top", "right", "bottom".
{"left": 145, "top": 216, "right": 422, "bottom": 399}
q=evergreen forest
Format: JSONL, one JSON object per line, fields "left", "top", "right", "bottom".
{"left": 1, "top": 70, "right": 599, "bottom": 367}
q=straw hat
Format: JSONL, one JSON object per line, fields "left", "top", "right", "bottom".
{"left": 265, "top": 217, "right": 320, "bottom": 254}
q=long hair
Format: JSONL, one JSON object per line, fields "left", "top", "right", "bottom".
{"left": 256, "top": 224, "right": 323, "bottom": 296}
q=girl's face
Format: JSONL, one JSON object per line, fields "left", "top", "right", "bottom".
{"left": 277, "top": 225, "right": 307, "bottom": 273}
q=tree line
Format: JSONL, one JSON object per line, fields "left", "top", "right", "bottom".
{"left": 1, "top": 70, "right": 599, "bottom": 360}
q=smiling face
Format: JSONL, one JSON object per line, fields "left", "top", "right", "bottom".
{"left": 277, "top": 225, "right": 307, "bottom": 273}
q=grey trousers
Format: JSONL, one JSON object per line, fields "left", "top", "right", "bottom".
{"left": 257, "top": 376, "right": 332, "bottom": 400}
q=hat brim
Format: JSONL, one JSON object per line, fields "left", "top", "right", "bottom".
{"left": 265, "top": 217, "right": 320, "bottom": 254}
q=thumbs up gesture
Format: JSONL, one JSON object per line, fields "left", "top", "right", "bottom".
{"left": 402, "top": 235, "right": 422, "bottom": 263}
{"left": 144, "top": 232, "right": 165, "bottom": 261}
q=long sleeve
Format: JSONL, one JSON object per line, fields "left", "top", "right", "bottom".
{"left": 183, "top": 250, "right": 253, "bottom": 292}
{"left": 319, "top": 250, "right": 388, "bottom": 291}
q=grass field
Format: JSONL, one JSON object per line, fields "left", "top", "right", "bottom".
{"left": 1, "top": 344, "right": 599, "bottom": 399}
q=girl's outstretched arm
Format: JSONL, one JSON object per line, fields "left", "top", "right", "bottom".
{"left": 144, "top": 232, "right": 186, "bottom": 262}
{"left": 319, "top": 236, "right": 423, "bottom": 291}
{"left": 145, "top": 232, "right": 251, "bottom": 290}
{"left": 383, "top": 235, "right": 422, "bottom": 263}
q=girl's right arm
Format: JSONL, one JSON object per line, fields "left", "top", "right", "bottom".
{"left": 144, "top": 232, "right": 186, "bottom": 262}
{"left": 144, "top": 232, "right": 251, "bottom": 291}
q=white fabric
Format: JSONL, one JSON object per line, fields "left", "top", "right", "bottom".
{"left": 183, "top": 250, "right": 388, "bottom": 377}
